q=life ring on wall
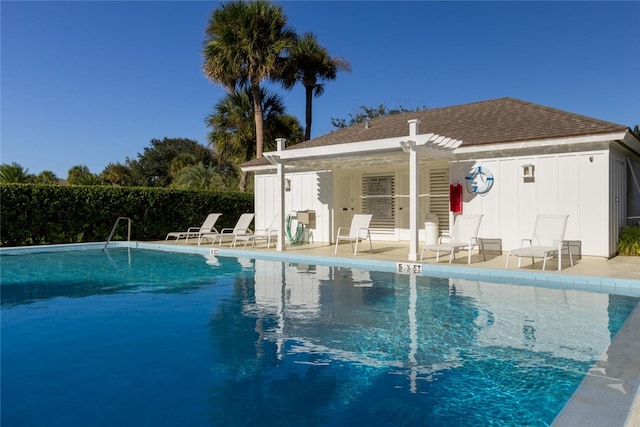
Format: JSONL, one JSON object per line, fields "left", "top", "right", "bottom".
{"left": 465, "top": 165, "right": 494, "bottom": 195}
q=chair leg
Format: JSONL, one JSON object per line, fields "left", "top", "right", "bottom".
{"left": 334, "top": 239, "right": 339, "bottom": 254}
{"left": 467, "top": 246, "right": 472, "bottom": 264}
{"left": 505, "top": 252, "right": 511, "bottom": 268}
{"left": 368, "top": 237, "right": 372, "bottom": 254}
{"left": 354, "top": 239, "right": 359, "bottom": 255}
{"left": 448, "top": 248, "right": 455, "bottom": 264}
{"left": 568, "top": 246, "right": 574, "bottom": 266}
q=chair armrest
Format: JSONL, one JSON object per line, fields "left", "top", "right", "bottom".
{"left": 198, "top": 227, "right": 219, "bottom": 235}
{"left": 336, "top": 226, "right": 350, "bottom": 236}
{"left": 438, "top": 235, "right": 451, "bottom": 244}
{"left": 357, "top": 228, "right": 370, "bottom": 238}
{"left": 187, "top": 227, "right": 200, "bottom": 233}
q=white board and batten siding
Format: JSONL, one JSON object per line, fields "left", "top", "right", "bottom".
{"left": 254, "top": 171, "right": 333, "bottom": 243}
{"left": 255, "top": 147, "right": 624, "bottom": 257}
{"left": 453, "top": 149, "right": 612, "bottom": 257}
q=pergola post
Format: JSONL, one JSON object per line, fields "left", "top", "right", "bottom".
{"left": 275, "top": 138, "right": 286, "bottom": 251}
{"left": 408, "top": 119, "right": 420, "bottom": 262}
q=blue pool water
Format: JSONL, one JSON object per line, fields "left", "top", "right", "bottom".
{"left": 1, "top": 248, "right": 638, "bottom": 426}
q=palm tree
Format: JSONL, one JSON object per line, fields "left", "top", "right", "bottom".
{"left": 206, "top": 86, "right": 303, "bottom": 191}
{"left": 67, "top": 165, "right": 100, "bottom": 185}
{"left": 101, "top": 162, "right": 133, "bottom": 186}
{"left": 202, "top": 0, "right": 296, "bottom": 159}
{"left": 0, "top": 162, "right": 33, "bottom": 183}
{"left": 35, "top": 170, "right": 59, "bottom": 184}
{"left": 172, "top": 163, "right": 228, "bottom": 191}
{"left": 169, "top": 153, "right": 198, "bottom": 179}
{"left": 281, "top": 32, "right": 351, "bottom": 140}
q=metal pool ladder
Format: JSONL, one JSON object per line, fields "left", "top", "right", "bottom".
{"left": 104, "top": 217, "right": 132, "bottom": 250}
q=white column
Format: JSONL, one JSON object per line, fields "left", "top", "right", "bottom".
{"left": 276, "top": 138, "right": 286, "bottom": 251}
{"left": 408, "top": 120, "right": 420, "bottom": 261}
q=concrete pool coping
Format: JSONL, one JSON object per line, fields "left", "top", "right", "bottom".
{"left": 3, "top": 240, "right": 640, "bottom": 425}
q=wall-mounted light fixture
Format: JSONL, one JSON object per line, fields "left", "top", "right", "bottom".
{"left": 285, "top": 178, "right": 291, "bottom": 192}
{"left": 522, "top": 164, "right": 535, "bottom": 179}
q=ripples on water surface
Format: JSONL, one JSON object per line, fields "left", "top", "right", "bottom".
{"left": 1, "top": 248, "right": 637, "bottom": 426}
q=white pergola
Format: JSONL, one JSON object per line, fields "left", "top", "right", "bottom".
{"left": 264, "top": 120, "right": 463, "bottom": 261}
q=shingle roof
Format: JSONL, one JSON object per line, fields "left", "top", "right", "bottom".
{"left": 242, "top": 97, "right": 627, "bottom": 168}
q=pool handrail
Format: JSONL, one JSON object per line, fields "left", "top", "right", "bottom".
{"left": 104, "top": 217, "right": 132, "bottom": 250}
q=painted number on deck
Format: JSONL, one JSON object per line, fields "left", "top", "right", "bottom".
{"left": 210, "top": 248, "right": 220, "bottom": 256}
{"left": 397, "top": 262, "right": 422, "bottom": 275}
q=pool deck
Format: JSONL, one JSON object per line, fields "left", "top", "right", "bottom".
{"left": 149, "top": 238, "right": 640, "bottom": 427}
{"left": 151, "top": 238, "right": 640, "bottom": 292}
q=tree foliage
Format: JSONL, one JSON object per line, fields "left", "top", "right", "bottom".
{"left": 67, "top": 165, "right": 100, "bottom": 185}
{"left": 0, "top": 162, "right": 34, "bottom": 183}
{"left": 205, "top": 86, "right": 303, "bottom": 191}
{"left": 34, "top": 170, "right": 59, "bottom": 184}
{"left": 125, "top": 138, "right": 214, "bottom": 187}
{"left": 203, "top": 0, "right": 296, "bottom": 159}
{"left": 330, "top": 103, "right": 428, "bottom": 129}
{"left": 171, "top": 163, "right": 235, "bottom": 192}
{"left": 101, "top": 162, "right": 134, "bottom": 186}
{"left": 281, "top": 32, "right": 351, "bottom": 140}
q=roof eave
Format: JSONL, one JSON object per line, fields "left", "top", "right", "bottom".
{"left": 454, "top": 131, "right": 629, "bottom": 156}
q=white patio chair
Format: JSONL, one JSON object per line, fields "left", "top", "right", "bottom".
{"left": 213, "top": 213, "right": 255, "bottom": 247}
{"left": 165, "top": 213, "right": 221, "bottom": 245}
{"left": 235, "top": 215, "right": 279, "bottom": 249}
{"left": 420, "top": 214, "right": 483, "bottom": 264}
{"left": 506, "top": 214, "right": 573, "bottom": 271}
{"left": 334, "top": 214, "right": 373, "bottom": 255}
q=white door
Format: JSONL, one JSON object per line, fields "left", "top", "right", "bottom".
{"left": 336, "top": 173, "right": 357, "bottom": 231}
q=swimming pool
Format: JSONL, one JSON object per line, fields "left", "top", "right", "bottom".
{"left": 1, "top": 247, "right": 638, "bottom": 426}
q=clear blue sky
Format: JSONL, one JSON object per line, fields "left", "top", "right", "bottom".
{"left": 2, "top": 1, "right": 639, "bottom": 178}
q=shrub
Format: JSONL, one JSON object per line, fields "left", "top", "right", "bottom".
{"left": 618, "top": 225, "right": 640, "bottom": 256}
{"left": 0, "top": 184, "right": 253, "bottom": 246}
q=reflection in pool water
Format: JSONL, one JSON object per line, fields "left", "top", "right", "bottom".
{"left": 1, "top": 248, "right": 637, "bottom": 426}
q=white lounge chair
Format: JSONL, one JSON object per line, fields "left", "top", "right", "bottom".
{"left": 213, "top": 213, "right": 255, "bottom": 247}
{"left": 234, "top": 215, "right": 279, "bottom": 248}
{"left": 506, "top": 214, "right": 573, "bottom": 271}
{"left": 420, "top": 214, "right": 483, "bottom": 264}
{"left": 165, "top": 213, "right": 221, "bottom": 245}
{"left": 334, "top": 214, "right": 373, "bottom": 255}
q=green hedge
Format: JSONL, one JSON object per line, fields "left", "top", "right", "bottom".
{"left": 0, "top": 184, "right": 253, "bottom": 246}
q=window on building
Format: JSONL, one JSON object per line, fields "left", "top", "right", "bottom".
{"left": 429, "top": 168, "right": 451, "bottom": 235}
{"left": 362, "top": 175, "right": 395, "bottom": 229}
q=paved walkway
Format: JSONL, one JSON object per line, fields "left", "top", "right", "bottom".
{"left": 210, "top": 239, "right": 640, "bottom": 282}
